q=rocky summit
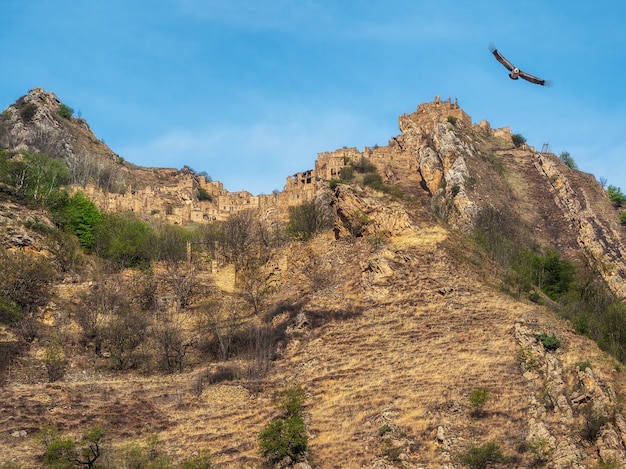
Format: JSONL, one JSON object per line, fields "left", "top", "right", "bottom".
{"left": 1, "top": 88, "right": 626, "bottom": 468}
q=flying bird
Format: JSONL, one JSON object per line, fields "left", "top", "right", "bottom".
{"left": 489, "top": 44, "right": 552, "bottom": 87}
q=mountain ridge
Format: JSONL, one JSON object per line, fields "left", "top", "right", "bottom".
{"left": 1, "top": 88, "right": 626, "bottom": 467}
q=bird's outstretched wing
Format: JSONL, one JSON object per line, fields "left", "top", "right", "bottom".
{"left": 489, "top": 44, "right": 515, "bottom": 72}
{"left": 519, "top": 70, "right": 552, "bottom": 87}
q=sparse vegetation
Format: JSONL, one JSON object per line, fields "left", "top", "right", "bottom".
{"left": 330, "top": 157, "right": 402, "bottom": 197}
{"left": 4, "top": 91, "right": 626, "bottom": 468}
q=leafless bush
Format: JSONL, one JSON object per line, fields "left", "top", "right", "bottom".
{"left": 67, "top": 152, "right": 127, "bottom": 193}
{"left": 164, "top": 263, "right": 199, "bottom": 311}
{"left": 246, "top": 324, "right": 277, "bottom": 380}
{"left": 197, "top": 297, "right": 248, "bottom": 361}
{"left": 43, "top": 341, "right": 66, "bottom": 382}
{"left": 102, "top": 305, "right": 150, "bottom": 370}
{"left": 152, "top": 308, "right": 196, "bottom": 373}
{"left": 236, "top": 260, "right": 275, "bottom": 315}
{"left": 77, "top": 275, "right": 126, "bottom": 354}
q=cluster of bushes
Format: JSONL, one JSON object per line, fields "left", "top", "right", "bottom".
{"left": 35, "top": 423, "right": 212, "bottom": 469}
{"left": 474, "top": 205, "right": 626, "bottom": 363}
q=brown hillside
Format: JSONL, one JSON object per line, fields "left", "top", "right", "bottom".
{"left": 1, "top": 90, "right": 626, "bottom": 468}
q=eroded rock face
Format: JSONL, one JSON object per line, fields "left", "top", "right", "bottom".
{"left": 534, "top": 154, "right": 626, "bottom": 299}
{"left": 515, "top": 319, "right": 626, "bottom": 467}
{"left": 331, "top": 185, "right": 412, "bottom": 239}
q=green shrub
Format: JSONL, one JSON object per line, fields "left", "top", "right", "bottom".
{"left": 380, "top": 439, "right": 403, "bottom": 461}
{"left": 0, "top": 296, "right": 22, "bottom": 325}
{"left": 43, "top": 341, "right": 66, "bottom": 382}
{"left": 558, "top": 151, "right": 578, "bottom": 169}
{"left": 579, "top": 360, "right": 592, "bottom": 371}
{"left": 339, "top": 166, "right": 355, "bottom": 181}
{"left": 329, "top": 178, "right": 342, "bottom": 190}
{"left": 259, "top": 385, "right": 308, "bottom": 465}
{"left": 608, "top": 185, "right": 626, "bottom": 207}
{"left": 534, "top": 332, "right": 561, "bottom": 351}
{"left": 181, "top": 451, "right": 212, "bottom": 468}
{"left": 3, "top": 152, "right": 71, "bottom": 204}
{"left": 118, "top": 433, "right": 171, "bottom": 469}
{"left": 36, "top": 423, "right": 104, "bottom": 469}
{"left": 469, "top": 388, "right": 489, "bottom": 416}
{"left": 363, "top": 172, "right": 385, "bottom": 191}
{"left": 620, "top": 211, "right": 626, "bottom": 225}
{"left": 258, "top": 414, "right": 308, "bottom": 464}
{"left": 572, "top": 313, "right": 589, "bottom": 335}
{"left": 93, "top": 213, "right": 156, "bottom": 268}
{"left": 526, "top": 436, "right": 550, "bottom": 464}
{"left": 460, "top": 442, "right": 506, "bottom": 468}
{"left": 511, "top": 134, "right": 526, "bottom": 147}
{"left": 58, "top": 104, "right": 74, "bottom": 119}
{"left": 379, "top": 423, "right": 393, "bottom": 436}
{"left": 281, "top": 385, "right": 307, "bottom": 416}
{"left": 447, "top": 115, "right": 458, "bottom": 125}
{"left": 197, "top": 187, "right": 212, "bottom": 201}
{"left": 582, "top": 411, "right": 610, "bottom": 442}
{"left": 50, "top": 191, "right": 102, "bottom": 249}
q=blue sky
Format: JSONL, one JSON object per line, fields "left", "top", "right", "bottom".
{"left": 1, "top": 1, "right": 625, "bottom": 195}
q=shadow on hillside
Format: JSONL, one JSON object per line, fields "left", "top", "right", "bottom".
{"left": 199, "top": 299, "right": 363, "bottom": 388}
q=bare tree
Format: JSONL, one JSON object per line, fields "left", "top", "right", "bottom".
{"left": 164, "top": 263, "right": 199, "bottom": 311}
{"left": 152, "top": 307, "right": 196, "bottom": 373}
{"left": 0, "top": 249, "right": 56, "bottom": 342}
{"left": 103, "top": 304, "right": 149, "bottom": 370}
{"left": 236, "top": 260, "right": 274, "bottom": 315}
{"left": 77, "top": 273, "right": 125, "bottom": 355}
{"left": 197, "top": 297, "right": 247, "bottom": 361}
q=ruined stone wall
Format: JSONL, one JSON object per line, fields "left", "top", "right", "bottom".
{"left": 80, "top": 96, "right": 479, "bottom": 225}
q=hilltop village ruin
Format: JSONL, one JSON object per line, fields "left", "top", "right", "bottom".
{"left": 81, "top": 96, "right": 515, "bottom": 225}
